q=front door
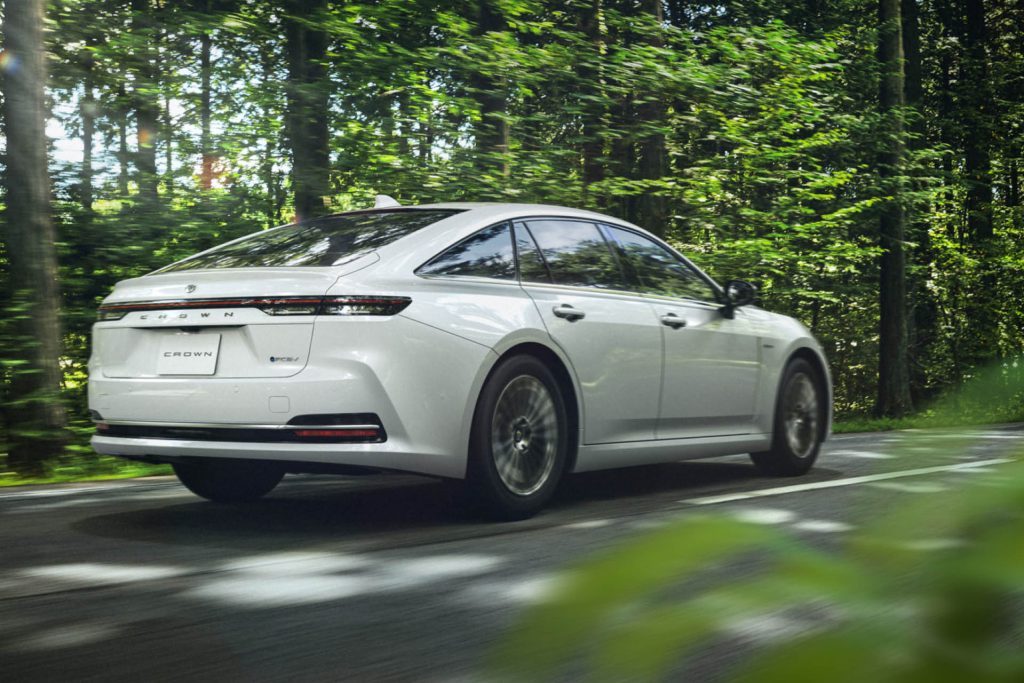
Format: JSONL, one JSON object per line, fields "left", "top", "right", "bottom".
{"left": 599, "top": 225, "right": 762, "bottom": 440}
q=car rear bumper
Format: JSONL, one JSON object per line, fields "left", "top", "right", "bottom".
{"left": 91, "top": 432, "right": 463, "bottom": 478}
{"left": 88, "top": 315, "right": 498, "bottom": 480}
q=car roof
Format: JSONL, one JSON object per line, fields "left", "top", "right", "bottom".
{"left": 333, "top": 201, "right": 631, "bottom": 221}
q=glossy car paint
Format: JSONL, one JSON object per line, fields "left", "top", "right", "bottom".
{"left": 89, "top": 203, "right": 832, "bottom": 479}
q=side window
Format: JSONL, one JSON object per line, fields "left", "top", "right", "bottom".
{"left": 513, "top": 223, "right": 552, "bottom": 283}
{"left": 602, "top": 225, "right": 718, "bottom": 302}
{"left": 417, "top": 222, "right": 515, "bottom": 280}
{"left": 525, "top": 220, "right": 627, "bottom": 290}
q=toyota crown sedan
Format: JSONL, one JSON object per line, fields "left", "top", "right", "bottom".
{"left": 89, "top": 201, "right": 832, "bottom": 519}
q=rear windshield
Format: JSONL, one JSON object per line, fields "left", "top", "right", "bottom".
{"left": 154, "top": 209, "right": 463, "bottom": 272}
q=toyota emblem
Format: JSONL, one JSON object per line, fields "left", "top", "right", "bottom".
{"left": 185, "top": 284, "right": 196, "bottom": 293}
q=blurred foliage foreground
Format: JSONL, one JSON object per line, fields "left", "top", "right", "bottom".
{"left": 496, "top": 360, "right": 1024, "bottom": 682}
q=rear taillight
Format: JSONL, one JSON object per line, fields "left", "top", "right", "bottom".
{"left": 97, "top": 295, "right": 411, "bottom": 319}
{"left": 252, "top": 298, "right": 323, "bottom": 316}
{"left": 319, "top": 296, "right": 411, "bottom": 316}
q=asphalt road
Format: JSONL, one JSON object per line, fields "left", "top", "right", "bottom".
{"left": 2, "top": 426, "right": 1022, "bottom": 681}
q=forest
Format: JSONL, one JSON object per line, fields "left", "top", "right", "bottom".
{"left": 0, "top": 0, "right": 1022, "bottom": 478}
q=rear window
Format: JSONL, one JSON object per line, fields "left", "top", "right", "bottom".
{"left": 416, "top": 223, "right": 516, "bottom": 280}
{"left": 154, "top": 209, "right": 463, "bottom": 272}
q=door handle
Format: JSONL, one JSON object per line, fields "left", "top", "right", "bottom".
{"left": 552, "top": 304, "right": 586, "bottom": 322}
{"left": 660, "top": 313, "right": 687, "bottom": 329}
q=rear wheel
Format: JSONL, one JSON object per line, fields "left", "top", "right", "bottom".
{"left": 750, "top": 358, "right": 824, "bottom": 476}
{"left": 173, "top": 459, "right": 284, "bottom": 503}
{"left": 461, "top": 354, "right": 569, "bottom": 520}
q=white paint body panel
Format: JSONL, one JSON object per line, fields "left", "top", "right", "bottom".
{"left": 89, "top": 202, "right": 832, "bottom": 480}
{"left": 652, "top": 301, "right": 762, "bottom": 439}
{"left": 521, "top": 284, "right": 662, "bottom": 444}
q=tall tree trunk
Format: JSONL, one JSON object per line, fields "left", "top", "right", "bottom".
{"left": 876, "top": 0, "right": 913, "bottom": 417}
{"left": 936, "top": 0, "right": 958, "bottom": 237}
{"left": 963, "top": 0, "right": 994, "bottom": 241}
{"left": 199, "top": 5, "right": 214, "bottom": 191}
{"left": 1, "top": 0, "right": 67, "bottom": 477}
{"left": 396, "top": 89, "right": 411, "bottom": 159}
{"left": 902, "top": 0, "right": 934, "bottom": 402}
{"left": 962, "top": 0, "right": 999, "bottom": 365}
{"left": 258, "top": 48, "right": 278, "bottom": 227}
{"left": 610, "top": 94, "right": 635, "bottom": 223}
{"left": 284, "top": 0, "right": 330, "bottom": 221}
{"left": 578, "top": 0, "right": 606, "bottom": 206}
{"left": 470, "top": 0, "right": 509, "bottom": 180}
{"left": 1010, "top": 158, "right": 1020, "bottom": 207}
{"left": 901, "top": 0, "right": 923, "bottom": 117}
{"left": 117, "top": 84, "right": 130, "bottom": 196}
{"left": 131, "top": 0, "right": 160, "bottom": 205}
{"left": 80, "top": 40, "right": 96, "bottom": 211}
{"left": 634, "top": 0, "right": 668, "bottom": 237}
{"left": 163, "top": 92, "right": 174, "bottom": 197}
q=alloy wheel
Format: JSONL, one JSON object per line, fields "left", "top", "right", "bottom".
{"left": 490, "top": 375, "right": 559, "bottom": 496}
{"left": 783, "top": 372, "right": 819, "bottom": 459}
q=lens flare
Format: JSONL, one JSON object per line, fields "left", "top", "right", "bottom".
{"left": 0, "top": 49, "right": 21, "bottom": 75}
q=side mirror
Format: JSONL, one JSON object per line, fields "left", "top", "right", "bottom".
{"left": 721, "top": 279, "right": 757, "bottom": 318}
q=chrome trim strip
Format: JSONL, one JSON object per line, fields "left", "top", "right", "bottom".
{"left": 94, "top": 420, "right": 380, "bottom": 431}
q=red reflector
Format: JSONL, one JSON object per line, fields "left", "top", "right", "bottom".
{"left": 294, "top": 428, "right": 379, "bottom": 438}
{"left": 96, "top": 422, "right": 110, "bottom": 431}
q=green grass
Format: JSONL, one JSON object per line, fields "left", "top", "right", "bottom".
{"left": 833, "top": 411, "right": 1024, "bottom": 434}
{"left": 0, "top": 455, "right": 170, "bottom": 488}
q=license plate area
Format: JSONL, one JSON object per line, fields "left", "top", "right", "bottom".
{"left": 157, "top": 334, "right": 221, "bottom": 375}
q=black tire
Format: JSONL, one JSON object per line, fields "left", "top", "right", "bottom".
{"left": 750, "top": 358, "right": 825, "bottom": 477}
{"left": 460, "top": 354, "right": 570, "bottom": 520}
{"left": 172, "top": 459, "right": 284, "bottom": 503}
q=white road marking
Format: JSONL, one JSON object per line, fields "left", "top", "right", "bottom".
{"left": 220, "top": 552, "right": 369, "bottom": 574}
{"left": 681, "top": 458, "right": 1012, "bottom": 506}
{"left": 188, "top": 574, "right": 372, "bottom": 608}
{"left": 731, "top": 508, "right": 798, "bottom": 525}
{"left": 828, "top": 450, "right": 894, "bottom": 460}
{"left": 869, "top": 481, "right": 949, "bottom": 493}
{"left": 13, "top": 622, "right": 120, "bottom": 652}
{"left": 379, "top": 555, "right": 504, "bottom": 589}
{"left": 185, "top": 553, "right": 505, "bottom": 608}
{"left": 950, "top": 466, "right": 996, "bottom": 474}
{"left": 0, "top": 484, "right": 129, "bottom": 500}
{"left": 20, "top": 563, "right": 186, "bottom": 584}
{"left": 919, "top": 431, "right": 1024, "bottom": 440}
{"left": 792, "top": 520, "right": 854, "bottom": 533}
{"left": 563, "top": 519, "right": 612, "bottom": 530}
{"left": 462, "top": 575, "right": 560, "bottom": 606}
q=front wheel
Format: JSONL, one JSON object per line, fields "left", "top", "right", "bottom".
{"left": 173, "top": 459, "right": 284, "bottom": 503}
{"left": 460, "top": 354, "right": 570, "bottom": 520}
{"left": 750, "top": 358, "right": 825, "bottom": 476}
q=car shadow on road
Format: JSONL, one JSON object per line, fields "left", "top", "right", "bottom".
{"left": 71, "top": 459, "right": 837, "bottom": 551}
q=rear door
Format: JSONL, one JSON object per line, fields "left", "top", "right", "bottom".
{"left": 515, "top": 220, "right": 663, "bottom": 445}
{"left": 600, "top": 225, "right": 762, "bottom": 439}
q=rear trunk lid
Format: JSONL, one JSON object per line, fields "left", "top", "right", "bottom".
{"left": 94, "top": 269, "right": 337, "bottom": 379}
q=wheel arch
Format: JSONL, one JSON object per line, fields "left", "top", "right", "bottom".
{"left": 783, "top": 345, "right": 833, "bottom": 440}
{"left": 480, "top": 341, "right": 582, "bottom": 474}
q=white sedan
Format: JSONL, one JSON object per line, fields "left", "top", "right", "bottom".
{"left": 89, "top": 201, "right": 831, "bottom": 519}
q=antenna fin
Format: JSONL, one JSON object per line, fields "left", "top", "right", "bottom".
{"left": 374, "top": 194, "right": 401, "bottom": 208}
